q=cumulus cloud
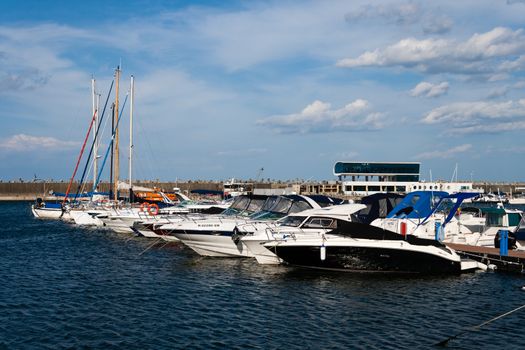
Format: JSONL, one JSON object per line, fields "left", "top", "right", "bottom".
{"left": 0, "top": 134, "right": 79, "bottom": 152}
{"left": 410, "top": 81, "right": 449, "bottom": 98}
{"left": 256, "top": 99, "right": 386, "bottom": 134}
{"left": 421, "top": 99, "right": 525, "bottom": 133}
{"left": 337, "top": 27, "right": 525, "bottom": 77}
{"left": 414, "top": 144, "right": 472, "bottom": 160}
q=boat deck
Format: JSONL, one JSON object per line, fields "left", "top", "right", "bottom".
{"left": 446, "top": 243, "right": 525, "bottom": 274}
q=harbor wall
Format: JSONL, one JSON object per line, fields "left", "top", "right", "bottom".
{"left": 0, "top": 180, "right": 524, "bottom": 201}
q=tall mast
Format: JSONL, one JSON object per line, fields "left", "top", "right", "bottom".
{"left": 113, "top": 66, "right": 120, "bottom": 201}
{"left": 109, "top": 104, "right": 115, "bottom": 200}
{"left": 129, "top": 75, "right": 134, "bottom": 191}
{"left": 91, "top": 77, "right": 98, "bottom": 189}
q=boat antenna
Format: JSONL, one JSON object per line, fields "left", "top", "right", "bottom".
{"left": 435, "top": 303, "right": 525, "bottom": 347}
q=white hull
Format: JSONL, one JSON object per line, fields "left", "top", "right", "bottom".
{"left": 241, "top": 236, "right": 281, "bottom": 264}
{"left": 31, "top": 205, "right": 70, "bottom": 220}
{"left": 172, "top": 233, "right": 253, "bottom": 257}
{"left": 70, "top": 210, "right": 105, "bottom": 226}
{"left": 99, "top": 216, "right": 135, "bottom": 234}
{"left": 32, "top": 207, "right": 62, "bottom": 219}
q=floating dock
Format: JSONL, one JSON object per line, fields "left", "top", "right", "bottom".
{"left": 446, "top": 243, "right": 525, "bottom": 274}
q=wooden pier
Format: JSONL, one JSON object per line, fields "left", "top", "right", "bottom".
{"left": 446, "top": 243, "right": 525, "bottom": 274}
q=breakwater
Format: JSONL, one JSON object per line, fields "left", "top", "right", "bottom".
{"left": 1, "top": 180, "right": 523, "bottom": 200}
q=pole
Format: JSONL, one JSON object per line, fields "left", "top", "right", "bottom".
{"left": 91, "top": 77, "right": 98, "bottom": 188}
{"left": 114, "top": 66, "right": 120, "bottom": 201}
{"left": 109, "top": 103, "right": 114, "bottom": 201}
{"left": 129, "top": 75, "right": 134, "bottom": 194}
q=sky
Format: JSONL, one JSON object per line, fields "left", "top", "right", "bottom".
{"left": 0, "top": 0, "right": 524, "bottom": 183}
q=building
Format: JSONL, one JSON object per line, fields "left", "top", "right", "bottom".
{"left": 334, "top": 161, "right": 480, "bottom": 196}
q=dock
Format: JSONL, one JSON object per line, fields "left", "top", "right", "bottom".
{"left": 446, "top": 243, "right": 525, "bottom": 274}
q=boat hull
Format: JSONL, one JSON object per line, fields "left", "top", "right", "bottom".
{"left": 241, "top": 237, "right": 281, "bottom": 264}
{"left": 172, "top": 231, "right": 253, "bottom": 257}
{"left": 271, "top": 243, "right": 462, "bottom": 274}
{"left": 31, "top": 205, "right": 67, "bottom": 220}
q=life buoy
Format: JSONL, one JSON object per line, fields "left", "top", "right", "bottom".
{"left": 140, "top": 203, "right": 148, "bottom": 212}
{"left": 148, "top": 203, "right": 159, "bottom": 216}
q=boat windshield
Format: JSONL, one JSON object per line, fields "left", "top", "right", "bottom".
{"left": 246, "top": 198, "right": 267, "bottom": 214}
{"left": 278, "top": 215, "right": 307, "bottom": 227}
{"left": 221, "top": 196, "right": 250, "bottom": 216}
{"left": 249, "top": 197, "right": 312, "bottom": 221}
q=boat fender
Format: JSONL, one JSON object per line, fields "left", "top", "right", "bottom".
{"left": 400, "top": 221, "right": 407, "bottom": 236}
{"left": 148, "top": 203, "right": 159, "bottom": 216}
{"left": 320, "top": 244, "right": 326, "bottom": 261}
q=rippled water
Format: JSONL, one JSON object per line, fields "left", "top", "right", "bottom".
{"left": 1, "top": 201, "right": 525, "bottom": 349}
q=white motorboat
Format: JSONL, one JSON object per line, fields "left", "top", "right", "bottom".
{"left": 237, "top": 203, "right": 367, "bottom": 264}
{"left": 163, "top": 195, "right": 346, "bottom": 257}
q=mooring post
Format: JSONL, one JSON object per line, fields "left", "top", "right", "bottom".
{"left": 500, "top": 230, "right": 509, "bottom": 256}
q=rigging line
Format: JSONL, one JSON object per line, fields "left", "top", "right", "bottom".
{"left": 93, "top": 93, "right": 129, "bottom": 192}
{"left": 72, "top": 80, "right": 115, "bottom": 201}
{"left": 62, "top": 108, "right": 98, "bottom": 205}
{"left": 435, "top": 303, "right": 525, "bottom": 347}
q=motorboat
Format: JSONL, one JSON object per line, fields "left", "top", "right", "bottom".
{"left": 265, "top": 191, "right": 486, "bottom": 274}
{"left": 162, "top": 195, "right": 346, "bottom": 257}
{"left": 264, "top": 222, "right": 479, "bottom": 274}
{"left": 236, "top": 193, "right": 403, "bottom": 264}
{"left": 238, "top": 203, "right": 367, "bottom": 264}
{"left": 132, "top": 194, "right": 267, "bottom": 240}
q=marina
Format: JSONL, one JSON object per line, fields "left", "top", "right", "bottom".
{"left": 2, "top": 1, "right": 525, "bottom": 348}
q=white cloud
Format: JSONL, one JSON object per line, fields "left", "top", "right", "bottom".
{"left": 337, "top": 27, "right": 525, "bottom": 77}
{"left": 421, "top": 99, "right": 525, "bottom": 133}
{"left": 0, "top": 134, "right": 79, "bottom": 152}
{"left": 257, "top": 99, "right": 386, "bottom": 134}
{"left": 414, "top": 144, "right": 472, "bottom": 160}
{"left": 410, "top": 81, "right": 449, "bottom": 98}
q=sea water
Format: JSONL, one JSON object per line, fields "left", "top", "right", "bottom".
{"left": 1, "top": 201, "right": 524, "bottom": 349}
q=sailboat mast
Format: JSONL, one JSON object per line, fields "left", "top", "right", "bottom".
{"left": 129, "top": 75, "right": 134, "bottom": 191}
{"left": 91, "top": 77, "right": 98, "bottom": 189}
{"left": 113, "top": 66, "right": 120, "bottom": 201}
{"left": 110, "top": 104, "right": 114, "bottom": 200}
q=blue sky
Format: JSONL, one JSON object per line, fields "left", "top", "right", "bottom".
{"left": 1, "top": 0, "right": 525, "bottom": 182}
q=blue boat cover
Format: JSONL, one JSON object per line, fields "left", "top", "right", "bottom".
{"left": 386, "top": 191, "right": 449, "bottom": 219}
{"left": 45, "top": 203, "right": 63, "bottom": 209}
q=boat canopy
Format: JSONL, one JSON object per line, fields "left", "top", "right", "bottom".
{"left": 357, "top": 193, "right": 404, "bottom": 224}
{"left": 425, "top": 192, "right": 480, "bottom": 226}
{"left": 386, "top": 191, "right": 449, "bottom": 219}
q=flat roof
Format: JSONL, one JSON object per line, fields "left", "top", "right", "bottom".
{"left": 334, "top": 161, "right": 421, "bottom": 176}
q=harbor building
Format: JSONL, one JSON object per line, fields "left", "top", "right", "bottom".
{"left": 334, "top": 161, "right": 480, "bottom": 196}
